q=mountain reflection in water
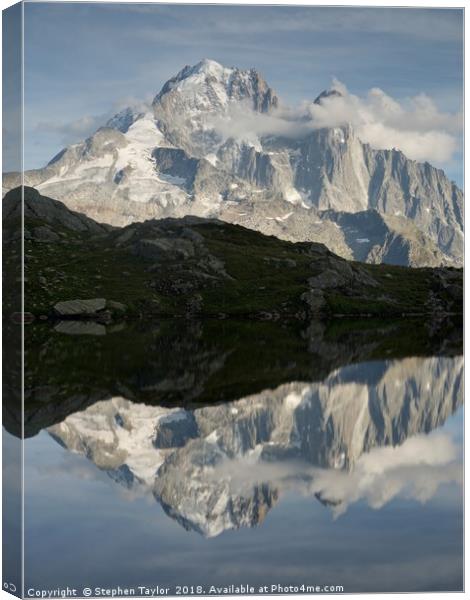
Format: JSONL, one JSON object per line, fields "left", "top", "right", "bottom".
{"left": 45, "top": 355, "right": 463, "bottom": 538}
{"left": 16, "top": 317, "right": 463, "bottom": 592}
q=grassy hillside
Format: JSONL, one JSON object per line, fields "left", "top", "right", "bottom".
{"left": 3, "top": 187, "right": 463, "bottom": 320}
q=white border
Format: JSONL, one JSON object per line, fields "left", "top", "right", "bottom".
{"left": 0, "top": 2, "right": 466, "bottom": 600}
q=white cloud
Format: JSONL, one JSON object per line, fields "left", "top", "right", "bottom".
{"left": 34, "top": 96, "right": 153, "bottom": 146}
{"left": 307, "top": 82, "right": 462, "bottom": 163}
{"left": 32, "top": 75, "right": 462, "bottom": 168}
{"left": 312, "top": 432, "right": 462, "bottom": 516}
{"left": 208, "top": 83, "right": 462, "bottom": 165}
{"left": 35, "top": 113, "right": 109, "bottom": 145}
{"left": 210, "top": 431, "right": 462, "bottom": 518}
{"left": 206, "top": 103, "right": 306, "bottom": 144}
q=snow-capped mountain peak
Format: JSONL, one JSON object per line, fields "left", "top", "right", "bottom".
{"left": 3, "top": 59, "right": 463, "bottom": 267}
{"left": 154, "top": 58, "right": 278, "bottom": 114}
{"left": 154, "top": 59, "right": 232, "bottom": 102}
{"left": 106, "top": 106, "right": 146, "bottom": 134}
{"left": 175, "top": 58, "right": 233, "bottom": 82}
{"left": 149, "top": 59, "right": 280, "bottom": 168}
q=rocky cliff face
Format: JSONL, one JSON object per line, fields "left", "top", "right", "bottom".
{"left": 3, "top": 60, "right": 463, "bottom": 267}
{"left": 47, "top": 355, "right": 463, "bottom": 537}
{"left": 153, "top": 59, "right": 278, "bottom": 157}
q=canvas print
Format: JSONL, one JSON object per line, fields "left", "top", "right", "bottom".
{"left": 2, "top": 1, "right": 464, "bottom": 597}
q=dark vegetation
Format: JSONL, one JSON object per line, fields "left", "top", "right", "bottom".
{"left": 2, "top": 187, "right": 463, "bottom": 321}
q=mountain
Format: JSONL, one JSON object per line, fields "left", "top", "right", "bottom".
{"left": 46, "top": 355, "right": 463, "bottom": 537}
{"left": 3, "top": 186, "right": 463, "bottom": 321}
{"left": 2, "top": 59, "right": 463, "bottom": 267}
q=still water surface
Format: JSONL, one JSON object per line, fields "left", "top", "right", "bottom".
{"left": 18, "top": 334, "right": 463, "bottom": 594}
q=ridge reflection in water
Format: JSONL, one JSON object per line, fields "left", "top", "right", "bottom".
{"left": 22, "top": 319, "right": 463, "bottom": 593}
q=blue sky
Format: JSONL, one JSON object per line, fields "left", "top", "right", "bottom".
{"left": 18, "top": 3, "right": 464, "bottom": 184}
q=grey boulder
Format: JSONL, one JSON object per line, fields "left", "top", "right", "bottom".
{"left": 54, "top": 298, "right": 106, "bottom": 317}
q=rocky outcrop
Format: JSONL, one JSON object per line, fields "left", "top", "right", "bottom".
{"left": 3, "top": 186, "right": 111, "bottom": 241}
{"left": 53, "top": 298, "right": 106, "bottom": 317}
{"left": 318, "top": 209, "right": 451, "bottom": 267}
{"left": 52, "top": 298, "right": 127, "bottom": 322}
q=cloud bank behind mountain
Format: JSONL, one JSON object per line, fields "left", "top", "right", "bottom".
{"left": 208, "top": 81, "right": 462, "bottom": 165}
